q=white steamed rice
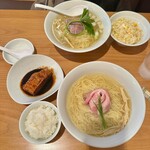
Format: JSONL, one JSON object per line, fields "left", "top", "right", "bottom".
{"left": 25, "top": 104, "right": 58, "bottom": 140}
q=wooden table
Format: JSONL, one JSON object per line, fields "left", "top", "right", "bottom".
{"left": 0, "top": 10, "right": 150, "bottom": 150}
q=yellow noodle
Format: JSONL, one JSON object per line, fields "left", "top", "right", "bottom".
{"left": 52, "top": 13, "right": 103, "bottom": 49}
{"left": 66, "top": 73, "right": 131, "bottom": 136}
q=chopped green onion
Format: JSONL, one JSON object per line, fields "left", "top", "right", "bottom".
{"left": 94, "top": 96, "right": 107, "bottom": 129}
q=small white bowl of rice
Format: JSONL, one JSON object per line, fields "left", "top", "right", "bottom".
{"left": 110, "top": 11, "right": 150, "bottom": 46}
{"left": 19, "top": 101, "right": 61, "bottom": 144}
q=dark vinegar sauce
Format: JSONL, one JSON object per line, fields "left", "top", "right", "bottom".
{"left": 20, "top": 68, "right": 56, "bottom": 96}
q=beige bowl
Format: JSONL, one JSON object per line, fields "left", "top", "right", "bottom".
{"left": 44, "top": 0, "right": 111, "bottom": 53}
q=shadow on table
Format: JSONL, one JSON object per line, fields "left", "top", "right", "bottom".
{"left": 111, "top": 39, "right": 148, "bottom": 55}
{"left": 88, "top": 143, "right": 126, "bottom": 150}
{"left": 48, "top": 123, "right": 65, "bottom": 144}
{"left": 55, "top": 37, "right": 112, "bottom": 63}
{"left": 43, "top": 92, "right": 66, "bottom": 144}
{"left": 55, "top": 35, "right": 148, "bottom": 62}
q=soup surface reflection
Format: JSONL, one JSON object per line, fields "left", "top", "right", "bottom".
{"left": 66, "top": 73, "right": 131, "bottom": 136}
{"left": 52, "top": 11, "right": 103, "bottom": 49}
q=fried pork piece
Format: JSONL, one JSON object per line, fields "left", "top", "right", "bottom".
{"left": 22, "top": 67, "right": 53, "bottom": 95}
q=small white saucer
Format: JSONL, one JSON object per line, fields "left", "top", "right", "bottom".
{"left": 2, "top": 38, "right": 34, "bottom": 65}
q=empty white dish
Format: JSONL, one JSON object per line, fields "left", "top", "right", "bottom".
{"left": 2, "top": 38, "right": 34, "bottom": 65}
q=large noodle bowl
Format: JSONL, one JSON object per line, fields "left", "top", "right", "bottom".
{"left": 66, "top": 73, "right": 131, "bottom": 137}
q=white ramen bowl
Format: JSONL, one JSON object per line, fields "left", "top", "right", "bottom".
{"left": 19, "top": 101, "right": 61, "bottom": 144}
{"left": 44, "top": 0, "right": 111, "bottom": 53}
{"left": 57, "top": 61, "right": 145, "bottom": 148}
{"left": 110, "top": 11, "right": 150, "bottom": 46}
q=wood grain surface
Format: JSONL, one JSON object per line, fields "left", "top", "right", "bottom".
{"left": 0, "top": 10, "right": 150, "bottom": 150}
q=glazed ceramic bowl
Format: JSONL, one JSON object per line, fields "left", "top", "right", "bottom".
{"left": 19, "top": 101, "right": 61, "bottom": 144}
{"left": 110, "top": 11, "right": 150, "bottom": 46}
{"left": 44, "top": 0, "right": 111, "bottom": 53}
{"left": 2, "top": 38, "right": 34, "bottom": 65}
{"left": 57, "top": 61, "right": 145, "bottom": 148}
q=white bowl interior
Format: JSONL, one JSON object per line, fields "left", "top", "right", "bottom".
{"left": 2, "top": 38, "right": 34, "bottom": 65}
{"left": 57, "top": 61, "right": 145, "bottom": 148}
{"left": 19, "top": 101, "right": 61, "bottom": 144}
{"left": 110, "top": 11, "right": 150, "bottom": 46}
{"left": 7, "top": 54, "right": 64, "bottom": 104}
{"left": 44, "top": 0, "right": 111, "bottom": 53}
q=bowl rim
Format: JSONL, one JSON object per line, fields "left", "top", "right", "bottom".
{"left": 110, "top": 10, "right": 150, "bottom": 47}
{"left": 44, "top": 0, "right": 111, "bottom": 53}
{"left": 19, "top": 101, "right": 61, "bottom": 144}
{"left": 57, "top": 61, "right": 146, "bottom": 148}
{"left": 6, "top": 54, "right": 64, "bottom": 104}
{"left": 2, "top": 38, "right": 34, "bottom": 65}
